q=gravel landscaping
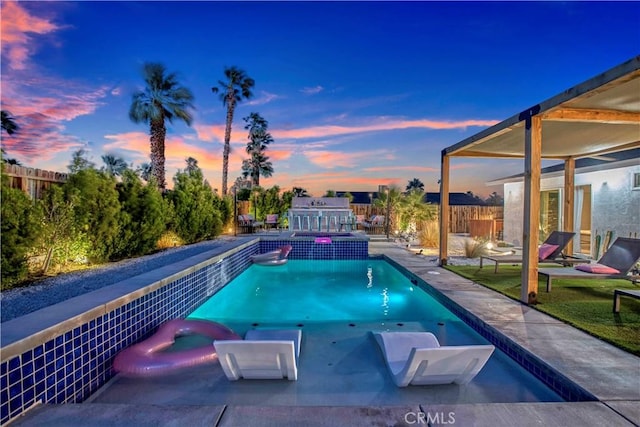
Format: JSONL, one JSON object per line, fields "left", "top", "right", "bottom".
{"left": 1, "top": 238, "right": 238, "bottom": 322}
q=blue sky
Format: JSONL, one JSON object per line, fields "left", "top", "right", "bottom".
{"left": 1, "top": 1, "right": 639, "bottom": 197}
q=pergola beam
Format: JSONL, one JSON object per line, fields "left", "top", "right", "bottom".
{"left": 542, "top": 108, "right": 640, "bottom": 124}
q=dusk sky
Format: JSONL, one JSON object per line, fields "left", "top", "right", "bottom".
{"left": 1, "top": 1, "right": 639, "bottom": 197}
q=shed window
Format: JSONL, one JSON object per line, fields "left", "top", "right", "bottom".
{"left": 633, "top": 172, "right": 640, "bottom": 190}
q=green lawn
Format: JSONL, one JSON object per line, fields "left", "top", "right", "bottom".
{"left": 444, "top": 265, "right": 640, "bottom": 356}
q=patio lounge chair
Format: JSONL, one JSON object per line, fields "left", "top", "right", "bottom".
{"left": 214, "top": 329, "right": 302, "bottom": 381}
{"left": 480, "top": 231, "right": 588, "bottom": 273}
{"left": 363, "top": 215, "right": 385, "bottom": 234}
{"left": 538, "top": 237, "right": 640, "bottom": 292}
{"left": 613, "top": 289, "right": 640, "bottom": 313}
{"left": 372, "top": 331, "right": 494, "bottom": 387}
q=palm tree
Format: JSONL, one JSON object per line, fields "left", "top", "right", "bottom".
{"left": 243, "top": 112, "right": 273, "bottom": 186}
{"left": 130, "top": 62, "right": 195, "bottom": 191}
{"left": 292, "top": 187, "right": 310, "bottom": 197}
{"left": 137, "top": 162, "right": 152, "bottom": 182}
{"left": 101, "top": 154, "right": 128, "bottom": 177}
{"left": 398, "top": 189, "right": 436, "bottom": 233}
{"left": 1, "top": 110, "right": 18, "bottom": 135}
{"left": 373, "top": 186, "right": 403, "bottom": 235}
{"left": 406, "top": 178, "right": 424, "bottom": 193}
{"left": 212, "top": 66, "right": 255, "bottom": 195}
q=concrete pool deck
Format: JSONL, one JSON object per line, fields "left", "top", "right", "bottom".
{"left": 9, "top": 240, "right": 640, "bottom": 426}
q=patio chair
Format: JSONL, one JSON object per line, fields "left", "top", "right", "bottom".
{"left": 363, "top": 215, "right": 385, "bottom": 234}
{"left": 214, "top": 329, "right": 302, "bottom": 381}
{"left": 265, "top": 214, "right": 279, "bottom": 231}
{"left": 372, "top": 331, "right": 494, "bottom": 387}
{"left": 538, "top": 237, "right": 640, "bottom": 292}
{"left": 480, "top": 231, "right": 588, "bottom": 273}
{"left": 238, "top": 214, "right": 263, "bottom": 234}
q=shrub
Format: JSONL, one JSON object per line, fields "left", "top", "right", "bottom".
{"left": 156, "top": 230, "right": 185, "bottom": 250}
{"left": 464, "top": 237, "right": 490, "bottom": 258}
{"left": 418, "top": 220, "right": 439, "bottom": 248}
{"left": 168, "top": 166, "right": 222, "bottom": 243}
{"left": 35, "top": 185, "right": 88, "bottom": 274}
{"left": 113, "top": 170, "right": 166, "bottom": 259}
{"left": 65, "top": 168, "right": 121, "bottom": 262}
{"left": 1, "top": 185, "right": 39, "bottom": 288}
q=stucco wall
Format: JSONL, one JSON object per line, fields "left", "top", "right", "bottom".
{"left": 502, "top": 164, "right": 640, "bottom": 254}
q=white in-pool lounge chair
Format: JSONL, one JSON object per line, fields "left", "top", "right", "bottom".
{"left": 372, "top": 331, "right": 494, "bottom": 387}
{"left": 214, "top": 329, "right": 302, "bottom": 381}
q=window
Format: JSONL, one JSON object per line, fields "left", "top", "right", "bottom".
{"left": 633, "top": 172, "right": 640, "bottom": 190}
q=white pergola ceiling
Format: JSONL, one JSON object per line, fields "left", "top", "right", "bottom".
{"left": 444, "top": 57, "right": 640, "bottom": 160}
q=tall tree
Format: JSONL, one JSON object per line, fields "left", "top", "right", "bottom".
{"left": 130, "top": 62, "right": 194, "bottom": 191}
{"left": 101, "top": 153, "right": 128, "bottom": 177}
{"left": 1, "top": 110, "right": 18, "bottom": 135}
{"left": 185, "top": 156, "right": 199, "bottom": 174}
{"left": 211, "top": 66, "right": 255, "bottom": 195}
{"left": 68, "top": 149, "right": 95, "bottom": 173}
{"left": 243, "top": 112, "right": 273, "bottom": 186}
{"left": 406, "top": 178, "right": 424, "bottom": 193}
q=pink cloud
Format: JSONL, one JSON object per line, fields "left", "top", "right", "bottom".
{"left": 272, "top": 117, "right": 498, "bottom": 140}
{"left": 193, "top": 123, "right": 227, "bottom": 142}
{"left": 0, "top": 2, "right": 62, "bottom": 70}
{"left": 1, "top": 76, "right": 109, "bottom": 161}
{"left": 304, "top": 149, "right": 393, "bottom": 169}
{"left": 363, "top": 165, "right": 439, "bottom": 173}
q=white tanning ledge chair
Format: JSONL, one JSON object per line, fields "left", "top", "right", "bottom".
{"left": 372, "top": 332, "right": 494, "bottom": 387}
{"left": 214, "top": 329, "right": 302, "bottom": 381}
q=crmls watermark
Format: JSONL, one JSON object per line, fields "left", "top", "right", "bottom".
{"left": 404, "top": 411, "right": 456, "bottom": 425}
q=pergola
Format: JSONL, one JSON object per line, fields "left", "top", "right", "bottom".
{"left": 439, "top": 55, "right": 640, "bottom": 304}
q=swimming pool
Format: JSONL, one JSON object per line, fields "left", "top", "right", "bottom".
{"left": 190, "top": 259, "right": 454, "bottom": 323}
{"left": 188, "top": 259, "right": 564, "bottom": 404}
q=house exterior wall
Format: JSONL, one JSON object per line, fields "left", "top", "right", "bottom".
{"left": 502, "top": 164, "right": 640, "bottom": 255}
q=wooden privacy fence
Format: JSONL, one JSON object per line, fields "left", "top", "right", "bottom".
{"left": 448, "top": 206, "right": 503, "bottom": 234}
{"left": 352, "top": 204, "right": 502, "bottom": 234}
{"left": 3, "top": 164, "right": 69, "bottom": 200}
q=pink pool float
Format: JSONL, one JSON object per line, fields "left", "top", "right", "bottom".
{"left": 113, "top": 318, "right": 241, "bottom": 377}
{"left": 250, "top": 244, "right": 293, "bottom": 266}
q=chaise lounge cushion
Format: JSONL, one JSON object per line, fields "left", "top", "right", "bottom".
{"left": 575, "top": 263, "right": 620, "bottom": 274}
{"left": 538, "top": 243, "right": 559, "bottom": 260}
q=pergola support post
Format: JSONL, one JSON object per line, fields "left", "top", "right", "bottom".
{"left": 521, "top": 115, "right": 542, "bottom": 304}
{"left": 439, "top": 153, "right": 450, "bottom": 266}
{"left": 563, "top": 158, "right": 575, "bottom": 256}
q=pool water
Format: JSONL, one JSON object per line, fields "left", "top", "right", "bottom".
{"left": 190, "top": 260, "right": 458, "bottom": 323}
{"left": 186, "top": 259, "right": 564, "bottom": 404}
